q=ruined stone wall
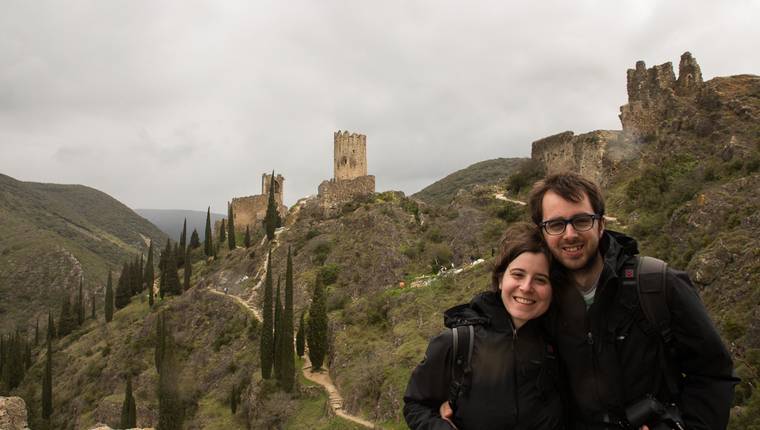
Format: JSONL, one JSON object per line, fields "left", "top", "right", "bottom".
{"left": 619, "top": 52, "right": 704, "bottom": 139}
{"left": 317, "top": 175, "right": 376, "bottom": 213}
{"left": 531, "top": 130, "right": 632, "bottom": 187}
{"left": 334, "top": 130, "right": 367, "bottom": 180}
{"left": 261, "top": 173, "right": 284, "bottom": 207}
{"left": 231, "top": 195, "right": 269, "bottom": 230}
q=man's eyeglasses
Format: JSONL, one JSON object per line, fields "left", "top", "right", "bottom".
{"left": 539, "top": 214, "right": 602, "bottom": 236}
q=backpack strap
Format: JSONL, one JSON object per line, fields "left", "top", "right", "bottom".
{"left": 623, "top": 255, "right": 681, "bottom": 398}
{"left": 449, "top": 324, "right": 474, "bottom": 411}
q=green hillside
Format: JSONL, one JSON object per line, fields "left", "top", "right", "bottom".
{"left": 412, "top": 157, "right": 526, "bottom": 205}
{"left": 0, "top": 174, "right": 167, "bottom": 331}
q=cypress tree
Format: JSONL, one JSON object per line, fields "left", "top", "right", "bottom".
{"left": 281, "top": 246, "right": 296, "bottom": 391}
{"left": 77, "top": 277, "right": 85, "bottom": 326}
{"left": 227, "top": 202, "right": 236, "bottom": 250}
{"left": 307, "top": 273, "right": 328, "bottom": 371}
{"left": 115, "top": 262, "right": 132, "bottom": 310}
{"left": 163, "top": 244, "right": 182, "bottom": 296}
{"left": 219, "top": 218, "right": 227, "bottom": 243}
{"left": 264, "top": 171, "right": 281, "bottom": 241}
{"left": 157, "top": 320, "right": 183, "bottom": 430}
{"left": 120, "top": 375, "right": 137, "bottom": 429}
{"left": 145, "top": 241, "right": 155, "bottom": 300}
{"left": 58, "top": 295, "right": 77, "bottom": 337}
{"left": 47, "top": 310, "right": 56, "bottom": 339}
{"left": 296, "top": 312, "right": 305, "bottom": 358}
{"left": 42, "top": 336, "right": 52, "bottom": 420}
{"left": 230, "top": 384, "right": 238, "bottom": 414}
{"left": 105, "top": 271, "right": 114, "bottom": 323}
{"left": 178, "top": 219, "right": 187, "bottom": 267}
{"left": 183, "top": 247, "right": 192, "bottom": 291}
{"left": 260, "top": 249, "right": 274, "bottom": 379}
{"left": 138, "top": 253, "right": 145, "bottom": 291}
{"left": 91, "top": 293, "right": 96, "bottom": 319}
{"left": 244, "top": 226, "right": 252, "bottom": 248}
{"left": 204, "top": 207, "right": 213, "bottom": 257}
{"left": 189, "top": 229, "right": 200, "bottom": 249}
{"left": 24, "top": 340, "right": 31, "bottom": 370}
{"left": 35, "top": 317, "right": 40, "bottom": 346}
{"left": 155, "top": 313, "right": 166, "bottom": 373}
{"left": 273, "top": 278, "right": 282, "bottom": 381}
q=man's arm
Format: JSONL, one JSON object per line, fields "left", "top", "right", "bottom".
{"left": 668, "top": 269, "right": 738, "bottom": 430}
{"left": 403, "top": 331, "right": 457, "bottom": 430}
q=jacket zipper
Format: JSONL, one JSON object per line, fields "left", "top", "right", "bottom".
{"left": 512, "top": 322, "right": 520, "bottom": 424}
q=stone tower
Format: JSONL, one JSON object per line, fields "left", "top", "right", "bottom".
{"left": 261, "top": 173, "right": 284, "bottom": 207}
{"left": 333, "top": 131, "right": 367, "bottom": 180}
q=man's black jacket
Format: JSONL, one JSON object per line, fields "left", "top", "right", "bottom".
{"left": 547, "top": 230, "right": 736, "bottom": 429}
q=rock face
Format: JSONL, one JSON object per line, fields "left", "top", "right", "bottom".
{"left": 0, "top": 397, "right": 31, "bottom": 430}
{"left": 530, "top": 130, "right": 630, "bottom": 187}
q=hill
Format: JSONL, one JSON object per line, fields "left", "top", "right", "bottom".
{"left": 134, "top": 209, "right": 225, "bottom": 241}
{"left": 3, "top": 51, "right": 759, "bottom": 429}
{"left": 0, "top": 174, "right": 167, "bottom": 331}
{"left": 412, "top": 157, "right": 525, "bottom": 205}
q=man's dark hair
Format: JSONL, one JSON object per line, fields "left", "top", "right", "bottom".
{"left": 528, "top": 172, "right": 605, "bottom": 225}
{"left": 491, "top": 222, "right": 551, "bottom": 291}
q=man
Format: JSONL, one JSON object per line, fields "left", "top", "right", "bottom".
{"left": 528, "top": 172, "right": 736, "bottom": 429}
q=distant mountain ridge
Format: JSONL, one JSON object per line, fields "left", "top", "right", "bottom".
{"left": 0, "top": 173, "right": 167, "bottom": 330}
{"left": 412, "top": 157, "right": 525, "bottom": 205}
{"left": 134, "top": 209, "right": 225, "bottom": 241}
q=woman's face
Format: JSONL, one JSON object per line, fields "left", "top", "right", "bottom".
{"left": 499, "top": 252, "right": 552, "bottom": 329}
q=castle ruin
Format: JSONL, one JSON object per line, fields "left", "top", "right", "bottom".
{"left": 318, "top": 130, "right": 376, "bottom": 212}
{"left": 532, "top": 52, "right": 710, "bottom": 184}
{"left": 228, "top": 173, "right": 287, "bottom": 230}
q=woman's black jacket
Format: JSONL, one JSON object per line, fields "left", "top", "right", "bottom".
{"left": 403, "top": 291, "right": 563, "bottom": 430}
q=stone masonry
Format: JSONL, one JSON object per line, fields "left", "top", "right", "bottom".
{"left": 531, "top": 130, "right": 631, "bottom": 187}
{"left": 228, "top": 173, "right": 287, "bottom": 231}
{"left": 318, "top": 130, "right": 375, "bottom": 214}
{"left": 619, "top": 52, "right": 704, "bottom": 139}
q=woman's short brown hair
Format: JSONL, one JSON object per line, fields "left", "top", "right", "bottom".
{"left": 491, "top": 222, "right": 551, "bottom": 292}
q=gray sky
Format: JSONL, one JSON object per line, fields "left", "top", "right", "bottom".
{"left": 1, "top": 1, "right": 758, "bottom": 212}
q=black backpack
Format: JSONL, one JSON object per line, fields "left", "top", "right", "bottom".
{"left": 620, "top": 255, "right": 680, "bottom": 397}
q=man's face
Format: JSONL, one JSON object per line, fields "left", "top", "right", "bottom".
{"left": 540, "top": 190, "right": 604, "bottom": 271}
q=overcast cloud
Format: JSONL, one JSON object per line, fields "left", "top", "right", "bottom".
{"left": 1, "top": 0, "right": 758, "bottom": 212}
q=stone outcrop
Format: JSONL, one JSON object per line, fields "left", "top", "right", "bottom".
{"left": 0, "top": 397, "right": 31, "bottom": 430}
{"left": 619, "top": 52, "right": 704, "bottom": 139}
{"left": 531, "top": 130, "right": 631, "bottom": 187}
{"left": 317, "top": 130, "right": 376, "bottom": 215}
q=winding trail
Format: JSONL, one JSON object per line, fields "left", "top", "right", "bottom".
{"left": 202, "top": 197, "right": 379, "bottom": 429}
{"left": 302, "top": 355, "right": 376, "bottom": 429}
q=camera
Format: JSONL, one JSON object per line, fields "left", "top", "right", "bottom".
{"left": 624, "top": 395, "right": 686, "bottom": 430}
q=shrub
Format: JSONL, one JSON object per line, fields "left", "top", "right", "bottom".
{"left": 428, "top": 243, "right": 453, "bottom": 273}
{"left": 318, "top": 264, "right": 340, "bottom": 286}
{"left": 305, "top": 228, "right": 321, "bottom": 240}
{"left": 312, "top": 241, "right": 331, "bottom": 266}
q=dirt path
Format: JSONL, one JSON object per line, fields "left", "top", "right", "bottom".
{"left": 302, "top": 354, "right": 378, "bottom": 429}
{"left": 493, "top": 192, "right": 527, "bottom": 206}
{"left": 207, "top": 288, "right": 261, "bottom": 321}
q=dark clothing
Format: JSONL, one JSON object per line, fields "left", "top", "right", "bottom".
{"left": 549, "top": 231, "right": 736, "bottom": 430}
{"left": 404, "top": 291, "right": 563, "bottom": 430}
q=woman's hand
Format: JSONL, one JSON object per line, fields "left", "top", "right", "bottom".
{"left": 439, "top": 401, "right": 458, "bottom": 429}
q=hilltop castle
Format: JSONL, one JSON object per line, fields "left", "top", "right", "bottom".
{"left": 229, "top": 173, "right": 287, "bottom": 230}
{"left": 317, "top": 130, "right": 376, "bottom": 212}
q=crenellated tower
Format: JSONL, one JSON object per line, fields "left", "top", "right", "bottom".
{"left": 333, "top": 131, "right": 367, "bottom": 180}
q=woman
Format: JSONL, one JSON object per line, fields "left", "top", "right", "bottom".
{"left": 403, "top": 222, "right": 563, "bottom": 430}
